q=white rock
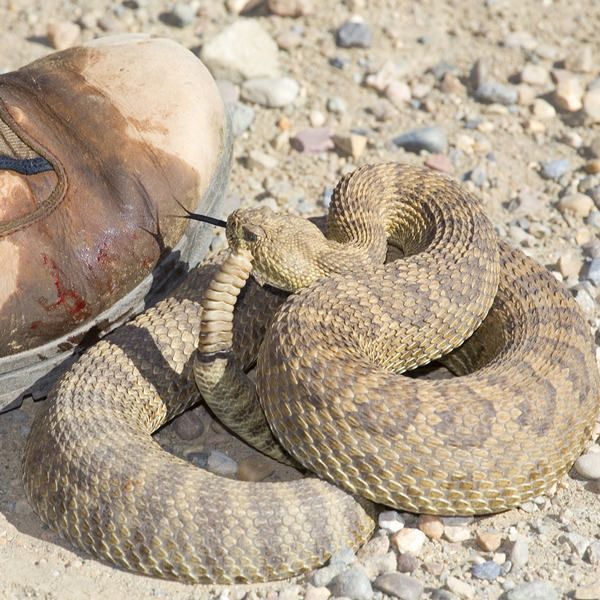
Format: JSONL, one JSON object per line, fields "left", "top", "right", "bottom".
{"left": 378, "top": 510, "right": 405, "bottom": 534}
{"left": 246, "top": 150, "right": 279, "bottom": 170}
{"left": 309, "top": 110, "right": 326, "bottom": 127}
{"left": 557, "top": 193, "right": 595, "bottom": 218}
{"left": 532, "top": 98, "right": 556, "bottom": 119}
{"left": 391, "top": 528, "right": 426, "bottom": 556}
{"left": 584, "top": 89, "right": 600, "bottom": 123}
{"left": 444, "top": 526, "right": 470, "bottom": 543}
{"left": 574, "top": 452, "right": 600, "bottom": 480}
{"left": 46, "top": 21, "right": 80, "bottom": 50}
{"left": 554, "top": 76, "right": 584, "bottom": 112}
{"left": 521, "top": 64, "right": 550, "bottom": 86}
{"left": 200, "top": 20, "right": 280, "bottom": 83}
{"left": 241, "top": 77, "right": 300, "bottom": 108}
{"left": 446, "top": 576, "right": 475, "bottom": 599}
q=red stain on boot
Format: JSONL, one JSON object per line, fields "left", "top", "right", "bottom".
{"left": 41, "top": 254, "right": 88, "bottom": 317}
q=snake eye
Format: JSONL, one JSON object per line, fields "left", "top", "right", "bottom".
{"left": 243, "top": 228, "right": 257, "bottom": 243}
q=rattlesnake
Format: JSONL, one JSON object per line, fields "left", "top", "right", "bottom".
{"left": 23, "top": 162, "right": 600, "bottom": 584}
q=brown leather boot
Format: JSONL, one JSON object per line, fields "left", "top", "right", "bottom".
{"left": 0, "top": 34, "right": 232, "bottom": 410}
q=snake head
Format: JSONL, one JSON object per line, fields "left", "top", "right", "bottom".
{"left": 226, "top": 206, "right": 330, "bottom": 292}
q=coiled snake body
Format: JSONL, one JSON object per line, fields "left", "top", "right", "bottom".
{"left": 23, "top": 163, "right": 600, "bottom": 583}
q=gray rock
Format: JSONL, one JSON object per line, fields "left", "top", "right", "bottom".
{"left": 586, "top": 539, "right": 600, "bottom": 564}
{"left": 472, "top": 561, "right": 501, "bottom": 580}
{"left": 432, "top": 591, "right": 459, "bottom": 600}
{"left": 313, "top": 562, "right": 348, "bottom": 587}
{"left": 509, "top": 537, "right": 529, "bottom": 568}
{"left": 468, "top": 164, "right": 487, "bottom": 187}
{"left": 378, "top": 510, "right": 405, "bottom": 534}
{"left": 505, "top": 581, "right": 558, "bottom": 600}
{"left": 475, "top": 81, "right": 518, "bottom": 105}
{"left": 362, "top": 552, "right": 397, "bottom": 578}
{"left": 559, "top": 532, "right": 591, "bottom": 558}
{"left": 291, "top": 127, "right": 334, "bottom": 154}
{"left": 206, "top": 450, "right": 238, "bottom": 477}
{"left": 166, "top": 2, "right": 196, "bottom": 27}
{"left": 397, "top": 552, "right": 420, "bottom": 573}
{"left": 571, "top": 286, "right": 597, "bottom": 318}
{"left": 541, "top": 158, "right": 570, "bottom": 179}
{"left": 228, "top": 102, "right": 255, "bottom": 137}
{"left": 241, "top": 77, "right": 300, "bottom": 108}
{"left": 330, "top": 546, "right": 357, "bottom": 567}
{"left": 172, "top": 411, "right": 204, "bottom": 440}
{"left": 587, "top": 211, "right": 600, "bottom": 228}
{"left": 200, "top": 20, "right": 280, "bottom": 83}
{"left": 327, "top": 96, "right": 348, "bottom": 114}
{"left": 392, "top": 126, "right": 447, "bottom": 154}
{"left": 587, "top": 257, "right": 600, "bottom": 287}
{"left": 328, "top": 567, "right": 373, "bottom": 600}
{"left": 429, "top": 60, "right": 459, "bottom": 81}
{"left": 336, "top": 21, "right": 373, "bottom": 48}
{"left": 373, "top": 572, "right": 423, "bottom": 600}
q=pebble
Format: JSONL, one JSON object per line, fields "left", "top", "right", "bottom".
{"left": 241, "top": 77, "right": 300, "bottom": 108}
{"left": 291, "top": 127, "right": 334, "bottom": 153}
{"left": 586, "top": 540, "right": 600, "bottom": 564}
{"left": 574, "top": 581, "right": 600, "bottom": 600}
{"left": 574, "top": 452, "right": 600, "bottom": 479}
{"left": 417, "top": 515, "right": 444, "bottom": 540}
{"left": 327, "top": 567, "right": 373, "bottom": 600}
{"left": 14, "top": 497, "right": 33, "bottom": 516}
{"left": 361, "top": 552, "right": 397, "bottom": 578}
{"left": 509, "top": 537, "right": 529, "bottom": 568}
{"left": 336, "top": 21, "right": 373, "bottom": 48}
{"left": 237, "top": 455, "right": 275, "bottom": 481}
{"left": 532, "top": 98, "right": 556, "bottom": 119}
{"left": 330, "top": 547, "right": 357, "bottom": 567}
{"left": 246, "top": 150, "right": 279, "bottom": 170}
{"left": 476, "top": 532, "right": 502, "bottom": 551}
{"left": 502, "top": 30, "right": 537, "bottom": 51}
{"left": 391, "top": 528, "right": 426, "bottom": 556}
{"left": 333, "top": 134, "right": 367, "bottom": 160}
{"left": 520, "top": 64, "right": 550, "bottom": 86}
{"left": 425, "top": 154, "right": 451, "bottom": 173}
{"left": 268, "top": 0, "right": 314, "bottom": 17}
{"left": 46, "top": 21, "right": 80, "bottom": 50}
{"left": 542, "top": 158, "right": 570, "bottom": 179}
{"left": 557, "top": 254, "right": 581, "bottom": 278}
{"left": 97, "top": 15, "right": 117, "bottom": 31}
{"left": 396, "top": 553, "right": 420, "bottom": 574}
{"left": 228, "top": 102, "right": 255, "bottom": 136}
{"left": 467, "top": 164, "right": 487, "bottom": 187}
{"left": 206, "top": 450, "right": 238, "bottom": 477}
{"left": 304, "top": 587, "right": 331, "bottom": 600}
{"left": 572, "top": 286, "right": 597, "bottom": 318}
{"left": 392, "top": 126, "right": 447, "bottom": 154}
{"left": 172, "top": 411, "right": 204, "bottom": 440}
{"left": 313, "top": 563, "right": 348, "bottom": 588}
{"left": 309, "top": 110, "right": 326, "bottom": 127}
{"left": 505, "top": 581, "right": 558, "bottom": 600}
{"left": 276, "top": 30, "right": 303, "bottom": 50}
{"left": 469, "top": 58, "right": 487, "bottom": 91}
{"left": 166, "top": 3, "right": 196, "bottom": 27}
{"left": 357, "top": 535, "right": 390, "bottom": 561}
{"left": 517, "top": 83, "right": 536, "bottom": 106}
{"left": 443, "top": 526, "right": 470, "bottom": 543}
{"left": 432, "top": 592, "right": 459, "bottom": 600}
{"left": 445, "top": 576, "right": 475, "bottom": 599}
{"left": 560, "top": 532, "right": 591, "bottom": 558}
{"left": 590, "top": 137, "right": 600, "bottom": 158}
{"left": 587, "top": 257, "right": 600, "bottom": 286}
{"left": 565, "top": 45, "right": 595, "bottom": 73}
{"left": 373, "top": 572, "right": 423, "bottom": 600}
{"left": 472, "top": 561, "right": 501, "bottom": 580}
{"left": 385, "top": 80, "right": 411, "bottom": 105}
{"left": 557, "top": 193, "right": 595, "bottom": 218}
{"left": 327, "top": 96, "right": 347, "bottom": 114}
{"left": 330, "top": 56, "right": 352, "bottom": 69}
{"left": 554, "top": 76, "right": 584, "bottom": 112}
{"left": 378, "top": 511, "right": 405, "bottom": 534}
{"left": 200, "top": 20, "right": 280, "bottom": 83}
{"left": 584, "top": 89, "right": 600, "bottom": 123}
{"left": 586, "top": 159, "right": 600, "bottom": 174}
{"left": 475, "top": 82, "right": 519, "bottom": 105}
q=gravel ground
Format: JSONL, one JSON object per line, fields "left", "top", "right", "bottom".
{"left": 3, "top": 0, "right": 600, "bottom": 599}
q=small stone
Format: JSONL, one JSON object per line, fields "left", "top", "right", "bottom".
{"left": 476, "top": 532, "right": 502, "bottom": 552}
{"left": 560, "top": 532, "right": 591, "bottom": 558}
{"left": 206, "top": 450, "right": 238, "bottom": 477}
{"left": 572, "top": 287, "right": 596, "bottom": 318}
{"left": 502, "top": 31, "right": 537, "bottom": 51}
{"left": 468, "top": 164, "right": 487, "bottom": 187}
{"left": 304, "top": 587, "right": 331, "bottom": 600}
{"left": 586, "top": 159, "right": 600, "bottom": 174}
{"left": 417, "top": 515, "right": 444, "bottom": 540}
{"left": 475, "top": 82, "right": 519, "bottom": 105}
{"left": 166, "top": 2, "right": 196, "bottom": 27}
{"left": 14, "top": 498, "right": 33, "bottom": 516}
{"left": 370, "top": 99, "right": 398, "bottom": 122}
{"left": 397, "top": 553, "right": 420, "bottom": 574}
{"left": 173, "top": 411, "right": 204, "bottom": 440}
{"left": 391, "top": 528, "right": 426, "bottom": 556}
{"left": 574, "top": 581, "right": 600, "bottom": 600}
{"left": 469, "top": 58, "right": 487, "bottom": 91}
{"left": 308, "top": 110, "right": 326, "bottom": 128}
{"left": 336, "top": 21, "right": 373, "bottom": 49}
{"left": 361, "top": 552, "right": 397, "bottom": 578}
{"left": 425, "top": 154, "right": 451, "bottom": 173}
{"left": 542, "top": 158, "right": 570, "bottom": 179}
{"left": 333, "top": 134, "right": 367, "bottom": 160}
{"left": 472, "top": 561, "right": 501, "bottom": 580}
{"left": 97, "top": 15, "right": 116, "bottom": 31}
{"left": 574, "top": 452, "right": 600, "bottom": 479}
{"left": 532, "top": 98, "right": 556, "bottom": 119}
{"left": 517, "top": 83, "right": 536, "bottom": 106}
{"left": 246, "top": 150, "right": 279, "bottom": 171}
{"left": 520, "top": 64, "right": 550, "bottom": 86}
{"left": 378, "top": 511, "right": 405, "bottom": 534}
{"left": 565, "top": 45, "right": 594, "bottom": 74}
{"left": 327, "top": 96, "right": 347, "bottom": 114}
{"left": 509, "top": 537, "right": 529, "bottom": 569}
{"left": 313, "top": 563, "right": 347, "bottom": 588}
{"left": 226, "top": 0, "right": 263, "bottom": 12}
{"left": 584, "top": 89, "right": 600, "bottom": 123}
{"left": 384, "top": 80, "right": 411, "bottom": 105}
{"left": 276, "top": 31, "right": 303, "bottom": 51}
{"left": 357, "top": 535, "right": 390, "bottom": 561}
{"left": 557, "top": 254, "right": 581, "bottom": 278}
{"left": 554, "top": 76, "right": 584, "bottom": 112}
{"left": 228, "top": 102, "right": 255, "bottom": 137}
{"left": 432, "top": 592, "right": 459, "bottom": 600}
{"left": 392, "top": 126, "right": 447, "bottom": 154}
{"left": 46, "top": 21, "right": 80, "bottom": 50}
{"left": 586, "top": 540, "right": 600, "bottom": 564}
{"left": 241, "top": 77, "right": 300, "bottom": 108}
{"left": 557, "top": 193, "right": 595, "bottom": 218}
{"left": 330, "top": 547, "right": 357, "bottom": 567}
{"left": 200, "top": 20, "right": 280, "bottom": 84}
{"left": 268, "top": 0, "right": 313, "bottom": 17}
{"left": 291, "top": 127, "right": 334, "bottom": 154}
{"left": 373, "top": 572, "right": 424, "bottom": 600}
{"left": 445, "top": 576, "right": 475, "bottom": 600}
{"left": 443, "top": 526, "right": 470, "bottom": 543}
{"left": 505, "top": 581, "right": 558, "bottom": 600}
{"left": 591, "top": 137, "right": 600, "bottom": 158}
{"left": 237, "top": 456, "right": 275, "bottom": 481}
{"left": 440, "top": 74, "right": 466, "bottom": 96}
{"left": 587, "top": 257, "right": 600, "bottom": 286}
{"left": 328, "top": 567, "right": 373, "bottom": 600}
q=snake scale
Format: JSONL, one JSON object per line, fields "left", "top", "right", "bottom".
{"left": 23, "top": 162, "right": 600, "bottom": 584}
